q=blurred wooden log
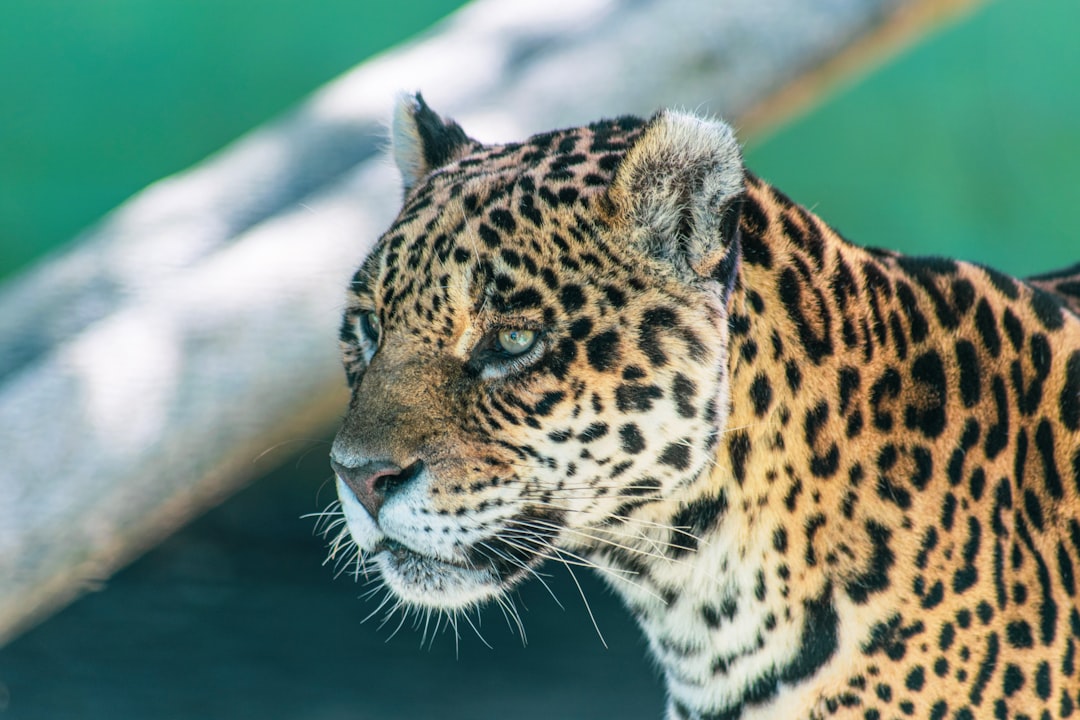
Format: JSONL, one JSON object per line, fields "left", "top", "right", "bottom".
{"left": 0, "top": 0, "right": 980, "bottom": 644}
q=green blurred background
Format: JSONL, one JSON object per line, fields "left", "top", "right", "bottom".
{"left": 0, "top": 0, "right": 464, "bottom": 280}
{"left": 745, "top": 0, "right": 1079, "bottom": 276}
{"left": 0, "top": 0, "right": 1076, "bottom": 285}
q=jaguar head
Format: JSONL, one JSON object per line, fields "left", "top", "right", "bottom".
{"left": 328, "top": 94, "right": 746, "bottom": 611}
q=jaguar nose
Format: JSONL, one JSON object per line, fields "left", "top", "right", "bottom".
{"left": 331, "top": 458, "right": 423, "bottom": 519}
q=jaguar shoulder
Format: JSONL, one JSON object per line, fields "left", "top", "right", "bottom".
{"left": 328, "top": 93, "right": 1080, "bottom": 720}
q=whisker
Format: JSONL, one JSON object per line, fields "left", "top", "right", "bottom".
{"left": 252, "top": 437, "right": 328, "bottom": 464}
{"left": 505, "top": 516, "right": 686, "bottom": 567}
{"left": 496, "top": 528, "right": 665, "bottom": 603}
{"left": 552, "top": 547, "right": 607, "bottom": 649}
{"left": 495, "top": 594, "right": 528, "bottom": 645}
{"left": 515, "top": 497, "right": 707, "bottom": 546}
{"left": 449, "top": 611, "right": 461, "bottom": 659}
{"left": 475, "top": 540, "right": 565, "bottom": 610}
{"left": 461, "top": 607, "right": 492, "bottom": 649}
{"left": 359, "top": 583, "right": 385, "bottom": 602}
{"left": 384, "top": 604, "right": 410, "bottom": 641}
{"left": 363, "top": 588, "right": 398, "bottom": 624}
{"left": 419, "top": 607, "right": 434, "bottom": 647}
{"left": 430, "top": 611, "right": 447, "bottom": 650}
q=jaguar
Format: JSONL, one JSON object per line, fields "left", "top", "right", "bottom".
{"left": 328, "top": 93, "right": 1080, "bottom": 719}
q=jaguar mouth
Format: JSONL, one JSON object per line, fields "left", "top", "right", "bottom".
{"left": 334, "top": 471, "right": 564, "bottom": 610}
{"left": 369, "top": 529, "right": 557, "bottom": 610}
{"left": 378, "top": 538, "right": 476, "bottom": 571}
{"left": 371, "top": 538, "right": 505, "bottom": 609}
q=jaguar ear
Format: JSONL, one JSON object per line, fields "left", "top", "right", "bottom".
{"left": 392, "top": 92, "right": 474, "bottom": 192}
{"left": 608, "top": 110, "right": 745, "bottom": 292}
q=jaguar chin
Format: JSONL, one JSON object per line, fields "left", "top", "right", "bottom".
{"left": 335, "top": 476, "right": 549, "bottom": 610}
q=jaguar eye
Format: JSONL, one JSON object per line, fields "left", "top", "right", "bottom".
{"left": 496, "top": 328, "right": 536, "bottom": 355}
{"left": 358, "top": 311, "right": 381, "bottom": 343}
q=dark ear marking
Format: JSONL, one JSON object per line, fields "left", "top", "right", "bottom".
{"left": 392, "top": 92, "right": 474, "bottom": 191}
{"left": 710, "top": 196, "right": 744, "bottom": 303}
{"left": 411, "top": 93, "right": 470, "bottom": 170}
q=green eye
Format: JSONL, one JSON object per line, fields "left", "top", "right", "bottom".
{"left": 497, "top": 328, "right": 536, "bottom": 355}
{"left": 359, "top": 311, "right": 381, "bottom": 343}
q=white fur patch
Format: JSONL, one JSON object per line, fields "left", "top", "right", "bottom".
{"left": 391, "top": 92, "right": 427, "bottom": 190}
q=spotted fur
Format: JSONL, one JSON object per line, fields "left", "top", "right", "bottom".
{"left": 329, "top": 93, "right": 1080, "bottom": 719}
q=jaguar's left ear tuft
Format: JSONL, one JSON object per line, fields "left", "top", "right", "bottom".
{"left": 392, "top": 92, "right": 475, "bottom": 192}
{"left": 608, "top": 110, "right": 745, "bottom": 288}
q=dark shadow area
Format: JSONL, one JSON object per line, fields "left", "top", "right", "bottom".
{"left": 0, "top": 444, "right": 665, "bottom": 719}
